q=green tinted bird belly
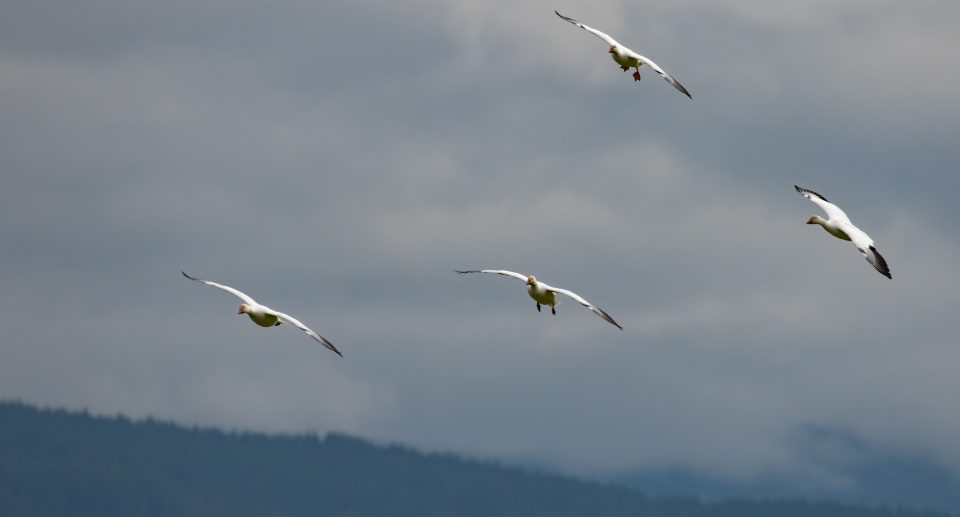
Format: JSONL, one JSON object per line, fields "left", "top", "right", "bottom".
{"left": 826, "top": 226, "right": 852, "bottom": 241}
{"left": 611, "top": 54, "right": 639, "bottom": 68}
{"left": 528, "top": 287, "right": 556, "bottom": 305}
{"left": 248, "top": 312, "right": 280, "bottom": 327}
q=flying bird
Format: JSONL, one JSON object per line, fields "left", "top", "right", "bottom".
{"left": 455, "top": 269, "right": 623, "bottom": 330}
{"left": 181, "top": 271, "right": 343, "bottom": 356}
{"left": 555, "top": 10, "right": 691, "bottom": 99}
{"left": 794, "top": 186, "right": 892, "bottom": 279}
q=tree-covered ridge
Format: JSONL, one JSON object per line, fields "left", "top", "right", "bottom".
{"left": 0, "top": 401, "right": 949, "bottom": 517}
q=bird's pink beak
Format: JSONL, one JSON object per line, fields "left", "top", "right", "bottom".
{"left": 608, "top": 46, "right": 615, "bottom": 53}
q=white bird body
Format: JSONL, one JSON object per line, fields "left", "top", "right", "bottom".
{"left": 609, "top": 48, "right": 645, "bottom": 70}
{"left": 812, "top": 216, "right": 853, "bottom": 241}
{"left": 526, "top": 281, "right": 558, "bottom": 307}
{"left": 456, "top": 269, "right": 623, "bottom": 330}
{"left": 240, "top": 304, "right": 283, "bottom": 328}
{"left": 555, "top": 10, "right": 692, "bottom": 99}
{"left": 794, "top": 186, "right": 891, "bottom": 279}
{"left": 181, "top": 271, "right": 343, "bottom": 356}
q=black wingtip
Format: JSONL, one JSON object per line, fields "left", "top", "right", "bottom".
{"left": 325, "top": 339, "right": 344, "bottom": 358}
{"left": 868, "top": 246, "right": 892, "bottom": 279}
{"left": 554, "top": 10, "right": 575, "bottom": 23}
{"left": 597, "top": 308, "right": 623, "bottom": 331}
{"left": 794, "top": 185, "right": 828, "bottom": 202}
{"left": 181, "top": 271, "right": 197, "bottom": 281}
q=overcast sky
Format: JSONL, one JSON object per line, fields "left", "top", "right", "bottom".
{"left": 3, "top": 0, "right": 960, "bottom": 500}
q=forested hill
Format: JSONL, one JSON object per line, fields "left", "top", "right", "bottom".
{"left": 0, "top": 401, "right": 948, "bottom": 517}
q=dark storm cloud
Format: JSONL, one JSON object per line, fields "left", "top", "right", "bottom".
{"left": 2, "top": 0, "right": 960, "bottom": 499}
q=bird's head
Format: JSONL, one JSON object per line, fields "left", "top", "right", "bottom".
{"left": 608, "top": 45, "right": 617, "bottom": 54}
{"left": 526, "top": 275, "right": 537, "bottom": 286}
{"left": 806, "top": 216, "right": 822, "bottom": 225}
{"left": 238, "top": 304, "right": 250, "bottom": 314}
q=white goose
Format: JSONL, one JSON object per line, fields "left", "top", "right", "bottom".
{"left": 794, "top": 186, "right": 892, "bottom": 279}
{"left": 455, "top": 270, "right": 623, "bottom": 330}
{"left": 182, "top": 272, "right": 343, "bottom": 356}
{"left": 555, "top": 10, "right": 691, "bottom": 99}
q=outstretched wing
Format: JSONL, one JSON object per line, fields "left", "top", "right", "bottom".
{"left": 270, "top": 310, "right": 343, "bottom": 357}
{"left": 455, "top": 269, "right": 528, "bottom": 282}
{"left": 545, "top": 286, "right": 623, "bottom": 330}
{"left": 795, "top": 185, "right": 851, "bottom": 224}
{"left": 181, "top": 271, "right": 257, "bottom": 306}
{"left": 555, "top": 11, "right": 621, "bottom": 47}
{"left": 860, "top": 246, "right": 892, "bottom": 279}
{"left": 636, "top": 54, "right": 692, "bottom": 99}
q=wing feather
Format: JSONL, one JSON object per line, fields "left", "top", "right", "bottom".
{"left": 455, "top": 269, "right": 528, "bottom": 282}
{"left": 181, "top": 271, "right": 257, "bottom": 306}
{"left": 795, "top": 185, "right": 851, "bottom": 223}
{"left": 271, "top": 310, "right": 343, "bottom": 357}
{"left": 862, "top": 246, "right": 892, "bottom": 279}
{"left": 555, "top": 11, "right": 620, "bottom": 47}
{"left": 546, "top": 286, "right": 623, "bottom": 330}
{"left": 637, "top": 54, "right": 692, "bottom": 99}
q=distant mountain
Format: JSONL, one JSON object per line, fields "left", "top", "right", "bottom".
{"left": 0, "top": 401, "right": 950, "bottom": 517}
{"left": 615, "top": 462, "right": 960, "bottom": 513}
{"left": 612, "top": 426, "right": 960, "bottom": 513}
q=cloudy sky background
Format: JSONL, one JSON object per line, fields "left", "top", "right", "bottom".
{"left": 3, "top": 0, "right": 960, "bottom": 507}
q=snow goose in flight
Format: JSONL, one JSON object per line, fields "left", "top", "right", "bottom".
{"left": 794, "top": 186, "right": 891, "bottom": 279}
{"left": 181, "top": 271, "right": 343, "bottom": 356}
{"left": 455, "top": 270, "right": 623, "bottom": 330}
{"left": 555, "top": 10, "right": 691, "bottom": 99}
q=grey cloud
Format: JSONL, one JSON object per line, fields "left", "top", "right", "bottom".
{"left": 2, "top": 0, "right": 960, "bottom": 507}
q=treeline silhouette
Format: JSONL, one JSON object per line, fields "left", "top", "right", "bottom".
{"left": 0, "top": 401, "right": 948, "bottom": 517}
